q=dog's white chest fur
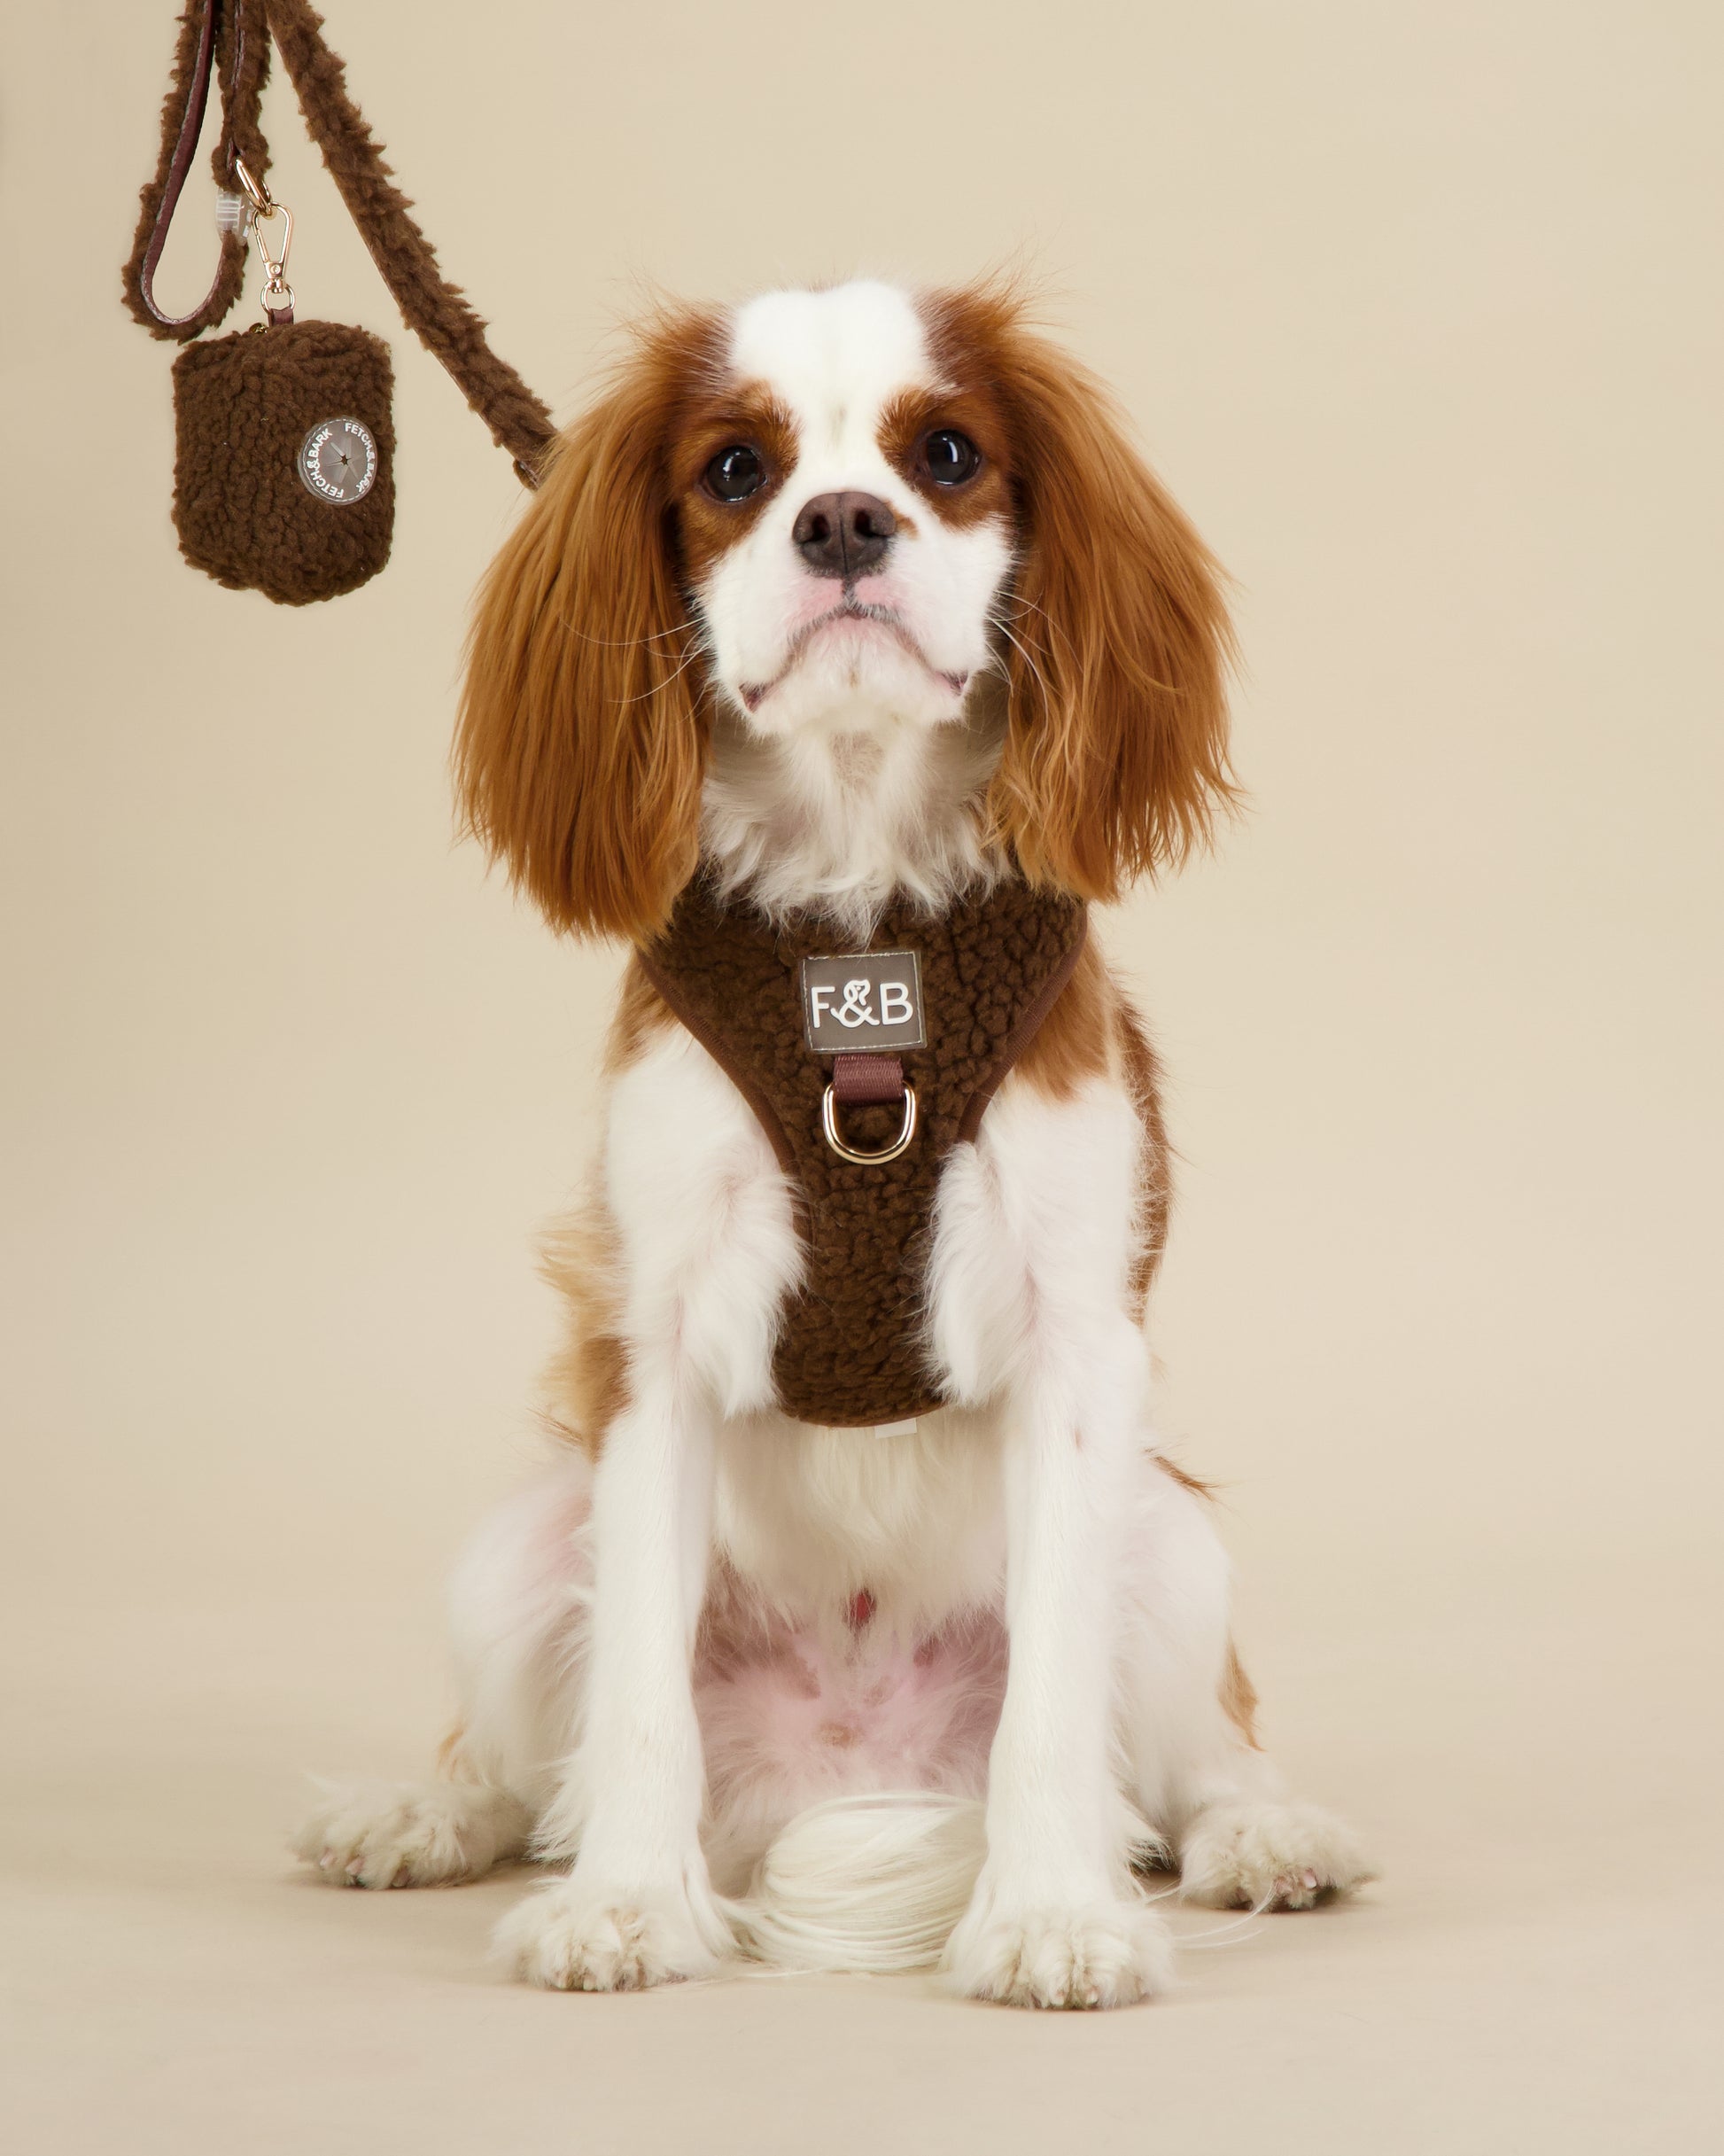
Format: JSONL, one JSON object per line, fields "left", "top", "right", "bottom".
{"left": 606, "top": 1008, "right": 1147, "bottom": 1621}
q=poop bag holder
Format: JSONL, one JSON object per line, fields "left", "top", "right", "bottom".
{"left": 169, "top": 318, "right": 395, "bottom": 604}
{"left": 123, "top": 0, "right": 556, "bottom": 605}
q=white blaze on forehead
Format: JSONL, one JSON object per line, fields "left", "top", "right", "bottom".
{"left": 727, "top": 282, "right": 933, "bottom": 447}
{"left": 695, "top": 277, "right": 1010, "bottom": 763}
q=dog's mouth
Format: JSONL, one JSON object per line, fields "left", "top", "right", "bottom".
{"left": 739, "top": 601, "right": 969, "bottom": 714}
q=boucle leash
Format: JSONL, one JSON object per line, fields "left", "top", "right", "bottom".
{"left": 123, "top": 0, "right": 557, "bottom": 603}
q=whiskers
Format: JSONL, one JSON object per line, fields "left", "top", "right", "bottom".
{"left": 614, "top": 630, "right": 710, "bottom": 707}
{"left": 569, "top": 618, "right": 697, "bottom": 648}
{"left": 986, "top": 603, "right": 1052, "bottom": 712}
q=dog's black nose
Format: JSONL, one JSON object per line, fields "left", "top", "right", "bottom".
{"left": 792, "top": 491, "right": 897, "bottom": 580}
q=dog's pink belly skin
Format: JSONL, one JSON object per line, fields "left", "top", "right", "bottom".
{"left": 695, "top": 1602, "right": 1006, "bottom": 1834}
{"left": 473, "top": 1461, "right": 1006, "bottom": 1880}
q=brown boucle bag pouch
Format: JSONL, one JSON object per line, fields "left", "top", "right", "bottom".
{"left": 171, "top": 320, "right": 394, "bottom": 603}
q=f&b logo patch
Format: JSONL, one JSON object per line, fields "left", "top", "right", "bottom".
{"left": 800, "top": 950, "right": 926, "bottom": 1055}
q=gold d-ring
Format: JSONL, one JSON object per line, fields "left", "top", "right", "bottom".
{"left": 820, "top": 1082, "right": 918, "bottom": 1165}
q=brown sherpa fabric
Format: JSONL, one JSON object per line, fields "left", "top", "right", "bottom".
{"left": 171, "top": 319, "right": 394, "bottom": 603}
{"left": 266, "top": 0, "right": 556, "bottom": 482}
{"left": 641, "top": 877, "right": 1088, "bottom": 1427}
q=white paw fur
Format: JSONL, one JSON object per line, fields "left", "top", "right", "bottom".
{"left": 292, "top": 1778, "right": 530, "bottom": 1889}
{"left": 1178, "top": 1801, "right": 1376, "bottom": 1911}
{"left": 495, "top": 1873, "right": 734, "bottom": 1991}
{"left": 942, "top": 1880, "right": 1175, "bottom": 2009}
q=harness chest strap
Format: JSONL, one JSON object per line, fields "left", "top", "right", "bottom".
{"left": 638, "top": 878, "right": 1088, "bottom": 1428}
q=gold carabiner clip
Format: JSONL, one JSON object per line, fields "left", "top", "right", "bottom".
{"left": 234, "top": 159, "right": 294, "bottom": 318}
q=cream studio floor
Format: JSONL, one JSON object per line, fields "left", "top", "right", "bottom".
{"left": 4, "top": 1584, "right": 1712, "bottom": 2155}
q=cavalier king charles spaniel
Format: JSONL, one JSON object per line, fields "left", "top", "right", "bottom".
{"left": 295, "top": 277, "right": 1371, "bottom": 2007}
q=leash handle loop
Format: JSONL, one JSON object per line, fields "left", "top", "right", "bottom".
{"left": 122, "top": 0, "right": 272, "bottom": 339}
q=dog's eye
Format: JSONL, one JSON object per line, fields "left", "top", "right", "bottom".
{"left": 921, "top": 429, "right": 982, "bottom": 487}
{"left": 704, "top": 444, "right": 766, "bottom": 502}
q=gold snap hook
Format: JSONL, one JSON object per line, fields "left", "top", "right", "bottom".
{"left": 251, "top": 202, "right": 293, "bottom": 292}
{"left": 235, "top": 161, "right": 295, "bottom": 319}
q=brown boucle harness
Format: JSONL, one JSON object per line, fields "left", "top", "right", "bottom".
{"left": 640, "top": 877, "right": 1087, "bottom": 1428}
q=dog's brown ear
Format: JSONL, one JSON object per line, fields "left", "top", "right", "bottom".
{"left": 933, "top": 285, "right": 1237, "bottom": 900}
{"left": 455, "top": 308, "right": 722, "bottom": 943}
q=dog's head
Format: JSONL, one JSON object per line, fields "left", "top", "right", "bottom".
{"left": 458, "top": 278, "right": 1233, "bottom": 939}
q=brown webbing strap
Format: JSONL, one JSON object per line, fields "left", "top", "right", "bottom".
{"left": 122, "top": 0, "right": 557, "bottom": 486}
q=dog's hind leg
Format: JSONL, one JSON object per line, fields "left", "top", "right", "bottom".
{"left": 1115, "top": 1453, "right": 1375, "bottom": 1911}
{"left": 292, "top": 1457, "right": 598, "bottom": 1890}
{"left": 1175, "top": 1794, "right": 1375, "bottom": 1911}
{"left": 293, "top": 1761, "right": 532, "bottom": 1889}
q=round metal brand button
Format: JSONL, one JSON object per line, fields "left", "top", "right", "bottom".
{"left": 297, "top": 416, "right": 378, "bottom": 505}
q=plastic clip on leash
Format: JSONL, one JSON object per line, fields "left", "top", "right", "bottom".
{"left": 122, "top": 0, "right": 558, "bottom": 603}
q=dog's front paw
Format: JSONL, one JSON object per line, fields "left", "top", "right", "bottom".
{"left": 1179, "top": 1801, "right": 1376, "bottom": 1911}
{"left": 943, "top": 1876, "right": 1173, "bottom": 2009}
{"left": 495, "top": 1872, "right": 733, "bottom": 1992}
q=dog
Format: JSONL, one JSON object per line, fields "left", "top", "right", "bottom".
{"left": 295, "top": 276, "right": 1371, "bottom": 2007}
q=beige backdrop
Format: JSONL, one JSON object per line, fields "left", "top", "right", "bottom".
{"left": 3, "top": 2, "right": 1719, "bottom": 2149}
